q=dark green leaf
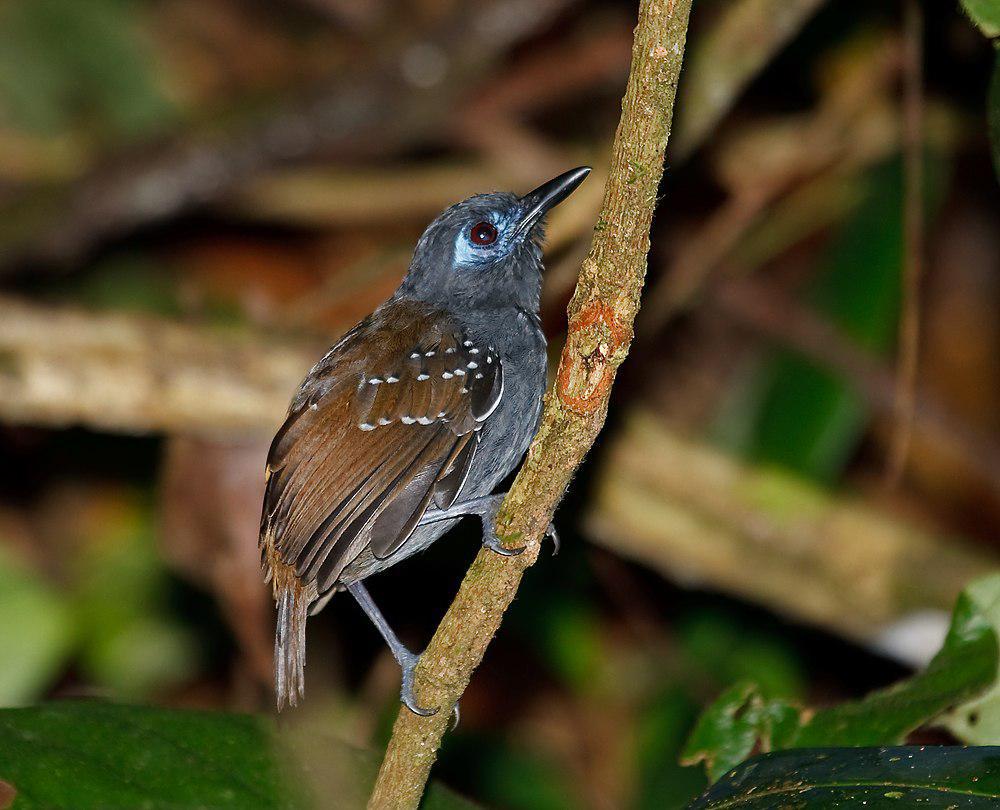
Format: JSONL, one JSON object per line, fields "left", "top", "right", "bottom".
{"left": 687, "top": 746, "right": 1000, "bottom": 808}
{"left": 0, "top": 702, "right": 476, "bottom": 810}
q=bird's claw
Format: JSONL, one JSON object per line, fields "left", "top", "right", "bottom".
{"left": 399, "top": 652, "right": 438, "bottom": 717}
{"left": 545, "top": 523, "right": 560, "bottom": 556}
{"left": 482, "top": 524, "right": 558, "bottom": 557}
{"left": 482, "top": 531, "right": 526, "bottom": 556}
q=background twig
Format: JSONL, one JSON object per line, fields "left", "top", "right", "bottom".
{"left": 367, "top": 0, "right": 694, "bottom": 805}
{"left": 887, "top": 0, "right": 925, "bottom": 486}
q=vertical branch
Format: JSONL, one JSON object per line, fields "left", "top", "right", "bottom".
{"left": 888, "top": 0, "right": 924, "bottom": 486}
{"left": 366, "top": 0, "right": 694, "bottom": 806}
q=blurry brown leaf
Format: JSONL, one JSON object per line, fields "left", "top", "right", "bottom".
{"left": 160, "top": 436, "right": 273, "bottom": 691}
{"left": 0, "top": 779, "right": 16, "bottom": 810}
{"left": 902, "top": 202, "right": 1000, "bottom": 527}
{"left": 175, "top": 238, "right": 324, "bottom": 325}
{"left": 149, "top": 0, "right": 328, "bottom": 109}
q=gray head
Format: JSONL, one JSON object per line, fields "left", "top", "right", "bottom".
{"left": 400, "top": 167, "right": 591, "bottom": 313}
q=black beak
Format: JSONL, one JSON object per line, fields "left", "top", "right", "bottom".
{"left": 514, "top": 166, "right": 591, "bottom": 238}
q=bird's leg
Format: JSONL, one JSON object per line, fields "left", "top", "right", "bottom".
{"left": 346, "top": 581, "right": 437, "bottom": 717}
{"left": 418, "top": 493, "right": 560, "bottom": 556}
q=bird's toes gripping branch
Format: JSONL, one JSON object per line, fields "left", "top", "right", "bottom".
{"left": 476, "top": 493, "right": 559, "bottom": 557}
{"left": 398, "top": 648, "right": 438, "bottom": 717}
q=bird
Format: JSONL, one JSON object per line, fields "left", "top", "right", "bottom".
{"left": 259, "top": 166, "right": 591, "bottom": 715}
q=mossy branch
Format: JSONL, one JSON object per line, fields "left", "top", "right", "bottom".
{"left": 367, "top": 1, "right": 695, "bottom": 805}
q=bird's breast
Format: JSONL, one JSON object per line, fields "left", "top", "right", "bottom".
{"left": 462, "top": 313, "right": 547, "bottom": 496}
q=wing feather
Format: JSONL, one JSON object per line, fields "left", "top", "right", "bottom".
{"left": 260, "top": 299, "right": 504, "bottom": 595}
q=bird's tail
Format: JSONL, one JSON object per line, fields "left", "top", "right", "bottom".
{"left": 264, "top": 549, "right": 314, "bottom": 711}
{"left": 274, "top": 579, "right": 307, "bottom": 710}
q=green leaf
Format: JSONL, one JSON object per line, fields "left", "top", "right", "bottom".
{"left": 687, "top": 746, "right": 1000, "bottom": 808}
{"left": 0, "top": 549, "right": 73, "bottom": 705}
{"left": 960, "top": 0, "right": 1000, "bottom": 38}
{"left": 936, "top": 574, "right": 1000, "bottom": 745}
{"left": 683, "top": 574, "right": 1000, "bottom": 779}
{"left": 0, "top": 702, "right": 476, "bottom": 810}
{"left": 794, "top": 580, "right": 998, "bottom": 747}
{"left": 681, "top": 683, "right": 801, "bottom": 782}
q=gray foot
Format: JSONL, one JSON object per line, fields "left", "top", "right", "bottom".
{"left": 347, "top": 581, "right": 439, "bottom": 717}
{"left": 398, "top": 648, "right": 437, "bottom": 717}
{"left": 419, "top": 492, "right": 560, "bottom": 557}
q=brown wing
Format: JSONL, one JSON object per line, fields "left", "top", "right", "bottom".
{"left": 260, "top": 299, "right": 502, "bottom": 596}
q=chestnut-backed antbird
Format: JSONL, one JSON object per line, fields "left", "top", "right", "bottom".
{"left": 259, "top": 167, "right": 591, "bottom": 715}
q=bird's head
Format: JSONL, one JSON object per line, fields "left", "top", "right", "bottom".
{"left": 401, "top": 167, "right": 591, "bottom": 312}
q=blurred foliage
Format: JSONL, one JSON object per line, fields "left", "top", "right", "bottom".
{"left": 0, "top": 548, "right": 73, "bottom": 705}
{"left": 0, "top": 0, "right": 173, "bottom": 138}
{"left": 683, "top": 574, "right": 1000, "bottom": 781}
{"left": 73, "top": 492, "right": 201, "bottom": 697}
{"left": 733, "top": 158, "right": 946, "bottom": 480}
{"left": 0, "top": 488, "right": 203, "bottom": 704}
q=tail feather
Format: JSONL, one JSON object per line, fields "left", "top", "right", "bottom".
{"left": 274, "top": 581, "right": 308, "bottom": 710}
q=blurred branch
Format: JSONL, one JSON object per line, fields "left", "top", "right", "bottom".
{"left": 232, "top": 160, "right": 604, "bottom": 255}
{"left": 0, "top": 0, "right": 574, "bottom": 270}
{"left": 0, "top": 296, "right": 313, "bottom": 435}
{"left": 451, "top": 25, "right": 632, "bottom": 181}
{"left": 672, "top": 0, "right": 829, "bottom": 158}
{"left": 640, "top": 34, "right": 904, "bottom": 334}
{"left": 712, "top": 276, "right": 1000, "bottom": 504}
{"left": 586, "top": 410, "right": 997, "bottom": 656}
{"left": 887, "top": 0, "right": 925, "bottom": 486}
{"left": 367, "top": 1, "right": 693, "bottom": 806}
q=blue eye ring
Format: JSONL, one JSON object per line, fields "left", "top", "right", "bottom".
{"left": 469, "top": 221, "right": 498, "bottom": 246}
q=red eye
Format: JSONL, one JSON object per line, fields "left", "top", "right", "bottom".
{"left": 470, "top": 221, "right": 498, "bottom": 246}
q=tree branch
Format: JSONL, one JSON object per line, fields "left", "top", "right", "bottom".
{"left": 0, "top": 296, "right": 315, "bottom": 436}
{"left": 366, "top": 1, "right": 694, "bottom": 806}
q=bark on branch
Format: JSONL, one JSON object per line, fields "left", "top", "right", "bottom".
{"left": 366, "top": 1, "right": 694, "bottom": 806}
